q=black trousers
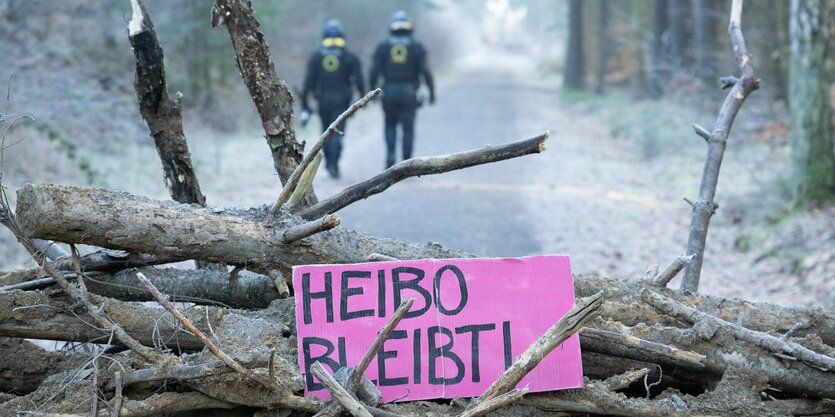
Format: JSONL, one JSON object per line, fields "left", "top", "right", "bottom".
{"left": 318, "top": 103, "right": 348, "bottom": 171}
{"left": 382, "top": 83, "right": 417, "bottom": 167}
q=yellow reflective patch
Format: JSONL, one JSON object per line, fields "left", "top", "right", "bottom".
{"left": 390, "top": 44, "right": 408, "bottom": 64}
{"left": 322, "top": 55, "right": 340, "bottom": 72}
{"left": 390, "top": 21, "right": 413, "bottom": 31}
{"left": 321, "top": 37, "right": 345, "bottom": 48}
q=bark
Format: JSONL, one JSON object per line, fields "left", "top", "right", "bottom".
{"left": 15, "top": 185, "right": 469, "bottom": 272}
{"left": 210, "top": 0, "right": 307, "bottom": 188}
{"left": 128, "top": 0, "right": 206, "bottom": 206}
{"left": 788, "top": 0, "right": 835, "bottom": 204}
{"left": 84, "top": 267, "right": 279, "bottom": 309}
{"left": 563, "top": 0, "right": 585, "bottom": 90}
{"left": 681, "top": 0, "right": 759, "bottom": 292}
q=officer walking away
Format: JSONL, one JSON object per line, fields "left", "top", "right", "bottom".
{"left": 301, "top": 19, "right": 365, "bottom": 179}
{"left": 369, "top": 11, "right": 436, "bottom": 169}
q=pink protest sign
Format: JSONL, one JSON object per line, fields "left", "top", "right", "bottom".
{"left": 293, "top": 255, "right": 583, "bottom": 402}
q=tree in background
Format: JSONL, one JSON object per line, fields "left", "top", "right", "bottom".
{"left": 564, "top": 0, "right": 585, "bottom": 90}
{"left": 649, "top": 0, "right": 668, "bottom": 97}
{"left": 789, "top": 0, "right": 835, "bottom": 204}
{"left": 668, "top": 0, "right": 690, "bottom": 71}
{"left": 595, "top": 0, "right": 611, "bottom": 94}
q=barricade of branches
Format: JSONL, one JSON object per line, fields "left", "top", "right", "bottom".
{"left": 0, "top": 1, "right": 832, "bottom": 416}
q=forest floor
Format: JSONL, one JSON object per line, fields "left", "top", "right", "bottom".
{"left": 2, "top": 47, "right": 832, "bottom": 310}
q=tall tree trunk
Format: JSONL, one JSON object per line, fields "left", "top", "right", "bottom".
{"left": 789, "top": 0, "right": 835, "bottom": 203}
{"left": 649, "top": 0, "right": 669, "bottom": 97}
{"left": 564, "top": 0, "right": 585, "bottom": 90}
{"left": 595, "top": 0, "right": 611, "bottom": 94}
{"left": 694, "top": 0, "right": 717, "bottom": 85}
{"left": 668, "top": 0, "right": 690, "bottom": 71}
{"left": 765, "top": 0, "right": 787, "bottom": 100}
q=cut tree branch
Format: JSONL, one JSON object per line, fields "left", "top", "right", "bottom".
{"left": 299, "top": 132, "right": 550, "bottom": 219}
{"left": 311, "top": 362, "right": 374, "bottom": 417}
{"left": 128, "top": 0, "right": 206, "bottom": 207}
{"left": 274, "top": 89, "right": 381, "bottom": 213}
{"left": 282, "top": 214, "right": 341, "bottom": 244}
{"left": 651, "top": 254, "right": 696, "bottom": 287}
{"left": 681, "top": 0, "right": 759, "bottom": 292}
{"left": 211, "top": 0, "right": 309, "bottom": 196}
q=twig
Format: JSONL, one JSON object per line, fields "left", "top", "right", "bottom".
{"left": 681, "top": 0, "right": 759, "bottom": 292}
{"left": 91, "top": 360, "right": 98, "bottom": 417}
{"left": 135, "top": 272, "right": 272, "bottom": 388}
{"left": 349, "top": 298, "right": 415, "bottom": 392}
{"left": 273, "top": 89, "right": 381, "bottom": 213}
{"left": 642, "top": 289, "right": 835, "bottom": 371}
{"left": 287, "top": 152, "right": 323, "bottom": 210}
{"left": 651, "top": 254, "right": 696, "bottom": 287}
{"left": 268, "top": 269, "right": 290, "bottom": 298}
{"left": 298, "top": 132, "right": 550, "bottom": 219}
{"left": 310, "top": 362, "right": 374, "bottom": 417}
{"left": 112, "top": 371, "right": 123, "bottom": 417}
{"left": 458, "top": 388, "right": 528, "bottom": 417}
{"left": 602, "top": 368, "right": 651, "bottom": 391}
{"left": 691, "top": 124, "right": 712, "bottom": 142}
{"left": 474, "top": 291, "right": 604, "bottom": 404}
{"left": 282, "top": 214, "right": 341, "bottom": 244}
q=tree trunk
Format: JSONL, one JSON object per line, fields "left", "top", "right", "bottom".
{"left": 649, "top": 0, "right": 669, "bottom": 97}
{"left": 668, "top": 0, "right": 690, "bottom": 71}
{"left": 789, "top": 0, "right": 835, "bottom": 204}
{"left": 564, "top": 0, "right": 585, "bottom": 90}
{"left": 595, "top": 0, "right": 611, "bottom": 94}
{"left": 694, "top": 0, "right": 716, "bottom": 84}
{"left": 765, "top": 0, "right": 787, "bottom": 100}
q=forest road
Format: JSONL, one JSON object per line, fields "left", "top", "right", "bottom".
{"left": 311, "top": 51, "right": 686, "bottom": 278}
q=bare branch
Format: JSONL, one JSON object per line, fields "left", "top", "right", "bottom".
{"left": 287, "top": 152, "right": 323, "bottom": 210}
{"left": 475, "top": 291, "right": 604, "bottom": 404}
{"left": 642, "top": 289, "right": 835, "bottom": 371}
{"left": 310, "top": 362, "right": 374, "bottom": 417}
{"left": 651, "top": 254, "right": 696, "bottom": 287}
{"left": 282, "top": 214, "right": 341, "bottom": 244}
{"left": 349, "top": 299, "right": 415, "bottom": 392}
{"left": 681, "top": 0, "right": 759, "bottom": 292}
{"left": 274, "top": 89, "right": 381, "bottom": 213}
{"left": 691, "top": 124, "right": 711, "bottom": 142}
{"left": 135, "top": 272, "right": 272, "bottom": 389}
{"left": 299, "top": 132, "right": 550, "bottom": 219}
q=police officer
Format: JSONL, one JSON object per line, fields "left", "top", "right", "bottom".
{"left": 301, "top": 19, "right": 365, "bottom": 179}
{"left": 369, "top": 11, "right": 435, "bottom": 168}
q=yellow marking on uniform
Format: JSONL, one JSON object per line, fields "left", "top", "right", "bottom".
{"left": 322, "top": 55, "right": 340, "bottom": 72}
{"left": 322, "top": 37, "right": 345, "bottom": 48}
{"left": 390, "top": 44, "right": 408, "bottom": 64}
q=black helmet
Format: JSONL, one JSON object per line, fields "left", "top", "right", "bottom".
{"left": 389, "top": 11, "right": 413, "bottom": 32}
{"left": 322, "top": 19, "right": 344, "bottom": 38}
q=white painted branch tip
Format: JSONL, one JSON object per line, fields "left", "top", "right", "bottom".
{"left": 128, "top": 0, "right": 145, "bottom": 35}
{"left": 730, "top": 0, "right": 743, "bottom": 27}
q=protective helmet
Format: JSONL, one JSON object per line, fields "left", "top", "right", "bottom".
{"left": 389, "top": 11, "right": 413, "bottom": 32}
{"left": 322, "top": 19, "right": 344, "bottom": 38}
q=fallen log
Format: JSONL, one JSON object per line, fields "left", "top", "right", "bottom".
{"left": 15, "top": 184, "right": 468, "bottom": 272}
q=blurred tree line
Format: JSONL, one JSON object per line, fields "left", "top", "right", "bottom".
{"left": 563, "top": 0, "right": 835, "bottom": 204}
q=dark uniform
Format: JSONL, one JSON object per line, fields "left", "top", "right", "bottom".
{"left": 301, "top": 21, "right": 365, "bottom": 178}
{"left": 369, "top": 11, "right": 435, "bottom": 168}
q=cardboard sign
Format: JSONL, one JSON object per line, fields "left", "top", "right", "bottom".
{"left": 293, "top": 255, "right": 582, "bottom": 402}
